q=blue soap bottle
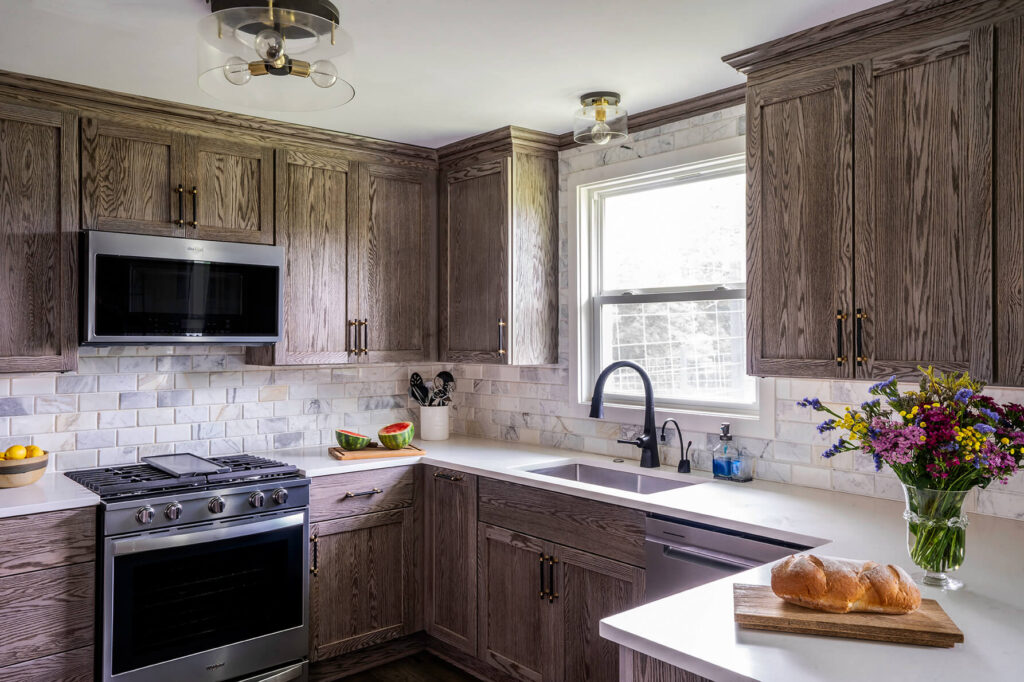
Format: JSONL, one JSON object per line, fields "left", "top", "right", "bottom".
{"left": 712, "top": 422, "right": 735, "bottom": 479}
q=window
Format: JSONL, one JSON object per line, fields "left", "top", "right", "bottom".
{"left": 578, "top": 149, "right": 757, "bottom": 415}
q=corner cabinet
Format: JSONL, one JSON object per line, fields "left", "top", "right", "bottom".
{"left": 81, "top": 115, "right": 274, "bottom": 243}
{"left": 742, "top": 25, "right": 995, "bottom": 381}
{"left": 439, "top": 128, "right": 559, "bottom": 365}
{"left": 0, "top": 101, "right": 78, "bottom": 373}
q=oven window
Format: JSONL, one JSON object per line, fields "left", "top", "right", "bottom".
{"left": 111, "top": 524, "right": 304, "bottom": 675}
{"left": 94, "top": 254, "right": 279, "bottom": 337}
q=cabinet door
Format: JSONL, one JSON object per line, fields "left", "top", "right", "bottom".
{"left": 440, "top": 158, "right": 510, "bottom": 363}
{"left": 248, "top": 149, "right": 355, "bottom": 365}
{"left": 81, "top": 116, "right": 185, "bottom": 237}
{"left": 424, "top": 467, "right": 477, "bottom": 654}
{"left": 551, "top": 545, "right": 645, "bottom": 682}
{"left": 855, "top": 28, "right": 993, "bottom": 380}
{"left": 187, "top": 134, "right": 274, "bottom": 244}
{"left": 746, "top": 67, "right": 854, "bottom": 378}
{"left": 309, "top": 508, "right": 415, "bottom": 660}
{"left": 354, "top": 162, "right": 435, "bottom": 361}
{"left": 0, "top": 102, "right": 78, "bottom": 373}
{"left": 477, "top": 523, "right": 554, "bottom": 681}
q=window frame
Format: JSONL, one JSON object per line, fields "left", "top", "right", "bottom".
{"left": 567, "top": 136, "right": 774, "bottom": 438}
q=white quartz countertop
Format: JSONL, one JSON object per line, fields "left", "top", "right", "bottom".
{"left": 275, "top": 436, "right": 1024, "bottom": 682}
{"left": 0, "top": 471, "right": 100, "bottom": 519}
{"left": 5, "top": 436, "right": 1022, "bottom": 681}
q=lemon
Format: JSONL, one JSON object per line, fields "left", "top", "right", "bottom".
{"left": 25, "top": 445, "right": 44, "bottom": 459}
{"left": 4, "top": 445, "right": 27, "bottom": 460}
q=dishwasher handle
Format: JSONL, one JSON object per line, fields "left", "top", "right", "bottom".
{"left": 649, "top": 536, "right": 761, "bottom": 572}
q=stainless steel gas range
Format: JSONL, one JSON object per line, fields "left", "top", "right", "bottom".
{"left": 66, "top": 453, "right": 310, "bottom": 682}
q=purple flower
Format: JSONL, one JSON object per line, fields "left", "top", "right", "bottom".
{"left": 868, "top": 376, "right": 897, "bottom": 394}
{"left": 861, "top": 398, "right": 881, "bottom": 411}
{"left": 817, "top": 419, "right": 837, "bottom": 433}
{"left": 979, "top": 407, "right": 999, "bottom": 422}
{"left": 975, "top": 423, "right": 996, "bottom": 434}
{"left": 954, "top": 388, "right": 974, "bottom": 404}
{"left": 822, "top": 439, "right": 850, "bottom": 458}
{"left": 797, "top": 397, "right": 823, "bottom": 410}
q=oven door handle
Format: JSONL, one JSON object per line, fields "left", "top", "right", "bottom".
{"left": 647, "top": 536, "right": 761, "bottom": 571}
{"left": 110, "top": 512, "right": 306, "bottom": 556}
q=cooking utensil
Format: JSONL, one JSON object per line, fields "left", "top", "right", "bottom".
{"left": 409, "top": 373, "right": 430, "bottom": 406}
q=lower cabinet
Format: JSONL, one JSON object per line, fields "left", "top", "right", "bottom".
{"left": 310, "top": 507, "right": 417, "bottom": 661}
{"left": 477, "top": 522, "right": 645, "bottom": 682}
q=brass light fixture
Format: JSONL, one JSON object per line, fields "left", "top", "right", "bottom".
{"left": 573, "top": 92, "right": 628, "bottom": 145}
{"left": 198, "top": 0, "right": 355, "bottom": 111}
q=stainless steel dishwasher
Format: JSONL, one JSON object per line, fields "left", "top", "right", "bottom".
{"left": 645, "top": 514, "right": 813, "bottom": 601}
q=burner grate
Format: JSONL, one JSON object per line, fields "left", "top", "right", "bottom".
{"left": 65, "top": 454, "right": 299, "bottom": 498}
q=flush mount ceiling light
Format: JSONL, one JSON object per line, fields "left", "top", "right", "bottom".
{"left": 197, "top": 0, "right": 355, "bottom": 111}
{"left": 573, "top": 91, "right": 628, "bottom": 145}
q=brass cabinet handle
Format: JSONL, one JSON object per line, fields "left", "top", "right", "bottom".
{"left": 189, "top": 186, "right": 198, "bottom": 228}
{"left": 835, "top": 310, "right": 848, "bottom": 366}
{"left": 310, "top": 533, "right": 319, "bottom": 577}
{"left": 174, "top": 184, "right": 185, "bottom": 226}
{"left": 539, "top": 553, "right": 547, "bottom": 599}
{"left": 356, "top": 319, "right": 367, "bottom": 355}
{"left": 497, "top": 318, "right": 507, "bottom": 356}
{"left": 343, "top": 487, "right": 382, "bottom": 499}
{"left": 433, "top": 471, "right": 463, "bottom": 482}
{"left": 347, "top": 319, "right": 358, "bottom": 354}
{"left": 547, "top": 556, "right": 559, "bottom": 603}
{"left": 361, "top": 319, "right": 368, "bottom": 355}
{"left": 855, "top": 309, "right": 868, "bottom": 366}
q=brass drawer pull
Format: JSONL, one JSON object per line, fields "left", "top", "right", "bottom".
{"left": 310, "top": 533, "right": 319, "bottom": 577}
{"left": 855, "top": 309, "right": 868, "bottom": 366}
{"left": 539, "top": 553, "right": 547, "bottom": 599}
{"left": 433, "top": 471, "right": 463, "bottom": 482}
{"left": 343, "top": 488, "right": 382, "bottom": 499}
{"left": 497, "top": 318, "right": 507, "bottom": 356}
{"left": 547, "top": 556, "right": 559, "bottom": 603}
{"left": 189, "top": 186, "right": 198, "bottom": 228}
{"left": 835, "top": 309, "right": 848, "bottom": 366}
{"left": 174, "top": 184, "right": 185, "bottom": 226}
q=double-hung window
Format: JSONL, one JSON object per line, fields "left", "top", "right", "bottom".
{"left": 577, "top": 147, "right": 757, "bottom": 416}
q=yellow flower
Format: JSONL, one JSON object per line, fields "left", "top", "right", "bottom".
{"left": 919, "top": 435, "right": 927, "bottom": 442}
{"left": 965, "top": 454, "right": 974, "bottom": 461}
{"left": 1001, "top": 437, "right": 1010, "bottom": 445}
{"left": 899, "top": 411, "right": 907, "bottom": 417}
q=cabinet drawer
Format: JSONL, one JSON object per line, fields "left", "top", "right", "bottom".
{"left": 0, "top": 507, "right": 95, "bottom": 578}
{"left": 310, "top": 466, "right": 415, "bottom": 522}
{"left": 478, "top": 478, "right": 646, "bottom": 567}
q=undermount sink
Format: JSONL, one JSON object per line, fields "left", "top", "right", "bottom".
{"left": 525, "top": 463, "right": 697, "bottom": 495}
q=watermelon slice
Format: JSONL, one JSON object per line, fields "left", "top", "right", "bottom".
{"left": 378, "top": 421, "right": 414, "bottom": 450}
{"left": 336, "top": 429, "right": 371, "bottom": 450}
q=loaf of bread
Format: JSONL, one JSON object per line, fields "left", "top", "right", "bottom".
{"left": 770, "top": 554, "right": 921, "bottom": 614}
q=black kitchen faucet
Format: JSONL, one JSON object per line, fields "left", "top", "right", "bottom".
{"left": 589, "top": 360, "right": 660, "bottom": 468}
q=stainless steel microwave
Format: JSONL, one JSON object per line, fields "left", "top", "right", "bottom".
{"left": 82, "top": 231, "right": 284, "bottom": 346}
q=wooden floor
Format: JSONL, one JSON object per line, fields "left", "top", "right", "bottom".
{"left": 342, "top": 652, "right": 482, "bottom": 682}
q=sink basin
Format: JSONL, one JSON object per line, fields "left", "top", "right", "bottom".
{"left": 525, "top": 463, "right": 696, "bottom": 495}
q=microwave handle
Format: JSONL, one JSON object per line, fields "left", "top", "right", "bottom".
{"left": 110, "top": 512, "right": 305, "bottom": 556}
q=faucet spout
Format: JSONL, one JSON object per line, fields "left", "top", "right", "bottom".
{"left": 589, "top": 361, "right": 660, "bottom": 468}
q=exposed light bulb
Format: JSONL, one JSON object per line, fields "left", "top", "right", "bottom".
{"left": 310, "top": 60, "right": 338, "bottom": 88}
{"left": 254, "top": 28, "right": 285, "bottom": 62}
{"left": 223, "top": 56, "right": 251, "bottom": 86}
{"left": 590, "top": 121, "right": 613, "bottom": 145}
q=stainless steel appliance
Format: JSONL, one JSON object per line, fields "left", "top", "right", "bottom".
{"left": 82, "top": 230, "right": 284, "bottom": 345}
{"left": 66, "top": 454, "right": 310, "bottom": 682}
{"left": 644, "top": 514, "right": 812, "bottom": 601}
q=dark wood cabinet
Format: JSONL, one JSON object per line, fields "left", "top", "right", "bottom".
{"left": 353, "top": 162, "right": 436, "bottom": 362}
{"left": 746, "top": 67, "right": 854, "bottom": 379}
{"left": 439, "top": 128, "right": 559, "bottom": 365}
{"left": 424, "top": 467, "right": 477, "bottom": 654}
{"left": 189, "top": 134, "right": 274, "bottom": 244}
{"left": 0, "top": 101, "right": 78, "bottom": 373}
{"left": 854, "top": 28, "right": 993, "bottom": 380}
{"left": 477, "top": 523, "right": 555, "bottom": 681}
{"left": 248, "top": 148, "right": 356, "bottom": 366}
{"left": 310, "top": 508, "right": 417, "bottom": 661}
{"left": 81, "top": 116, "right": 273, "bottom": 243}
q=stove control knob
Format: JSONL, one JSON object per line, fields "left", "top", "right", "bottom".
{"left": 164, "top": 502, "right": 183, "bottom": 521}
{"left": 208, "top": 497, "right": 226, "bottom": 514}
{"left": 271, "top": 488, "right": 289, "bottom": 505}
{"left": 135, "top": 506, "right": 155, "bottom": 525}
{"left": 249, "top": 491, "right": 266, "bottom": 508}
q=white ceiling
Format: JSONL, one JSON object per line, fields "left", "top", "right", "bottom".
{"left": 0, "top": 0, "right": 888, "bottom": 148}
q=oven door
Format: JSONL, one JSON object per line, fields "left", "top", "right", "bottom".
{"left": 102, "top": 511, "right": 309, "bottom": 682}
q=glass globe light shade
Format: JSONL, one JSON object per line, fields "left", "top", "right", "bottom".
{"left": 590, "top": 121, "right": 613, "bottom": 145}
{"left": 573, "top": 93, "right": 628, "bottom": 145}
{"left": 222, "top": 56, "right": 251, "bottom": 86}
{"left": 254, "top": 28, "right": 285, "bottom": 62}
{"left": 310, "top": 60, "right": 338, "bottom": 88}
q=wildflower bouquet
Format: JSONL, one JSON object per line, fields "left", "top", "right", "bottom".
{"left": 798, "top": 367, "right": 1024, "bottom": 585}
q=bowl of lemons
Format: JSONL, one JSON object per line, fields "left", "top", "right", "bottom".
{"left": 0, "top": 445, "right": 48, "bottom": 488}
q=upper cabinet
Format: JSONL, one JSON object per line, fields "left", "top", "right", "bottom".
{"left": 733, "top": 7, "right": 1002, "bottom": 382}
{"left": 439, "top": 128, "right": 559, "bottom": 365}
{"left": 0, "top": 101, "right": 78, "bottom": 373}
{"left": 81, "top": 116, "right": 274, "bottom": 243}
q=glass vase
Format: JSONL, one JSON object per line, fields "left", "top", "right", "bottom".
{"left": 901, "top": 484, "right": 969, "bottom": 590}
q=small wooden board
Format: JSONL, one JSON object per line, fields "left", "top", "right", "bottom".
{"left": 733, "top": 583, "right": 963, "bottom": 648}
{"left": 328, "top": 443, "right": 425, "bottom": 460}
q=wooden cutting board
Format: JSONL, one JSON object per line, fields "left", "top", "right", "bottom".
{"left": 328, "top": 444, "right": 425, "bottom": 460}
{"left": 733, "top": 584, "right": 963, "bottom": 648}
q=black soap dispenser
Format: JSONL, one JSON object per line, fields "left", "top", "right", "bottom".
{"left": 711, "top": 422, "right": 735, "bottom": 479}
